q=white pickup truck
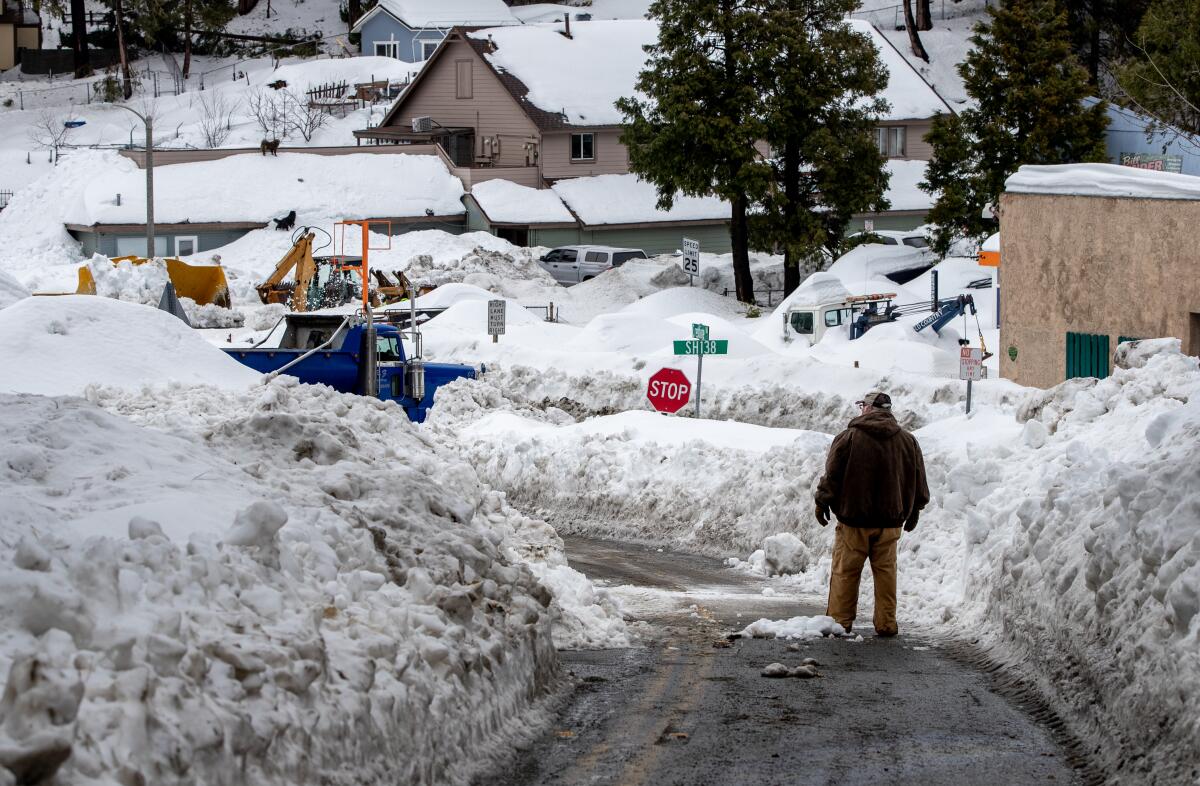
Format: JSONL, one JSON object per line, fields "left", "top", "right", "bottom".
{"left": 538, "top": 245, "right": 648, "bottom": 286}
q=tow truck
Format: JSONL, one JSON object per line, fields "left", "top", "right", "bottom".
{"left": 224, "top": 221, "right": 476, "bottom": 421}
{"left": 782, "top": 291, "right": 993, "bottom": 358}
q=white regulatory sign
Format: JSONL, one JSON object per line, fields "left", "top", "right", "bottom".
{"left": 681, "top": 237, "right": 700, "bottom": 276}
{"left": 959, "top": 346, "right": 983, "bottom": 381}
{"left": 487, "top": 299, "right": 506, "bottom": 336}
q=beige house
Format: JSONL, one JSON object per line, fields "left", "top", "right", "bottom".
{"left": 0, "top": 0, "right": 39, "bottom": 71}
{"left": 999, "top": 163, "right": 1200, "bottom": 388}
{"left": 355, "top": 18, "right": 951, "bottom": 192}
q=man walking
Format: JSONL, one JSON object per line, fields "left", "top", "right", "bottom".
{"left": 815, "top": 391, "right": 929, "bottom": 636}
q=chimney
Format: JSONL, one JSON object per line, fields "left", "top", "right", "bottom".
{"left": 563, "top": 13, "right": 572, "bottom": 39}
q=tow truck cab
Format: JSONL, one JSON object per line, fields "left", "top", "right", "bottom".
{"left": 783, "top": 293, "right": 899, "bottom": 343}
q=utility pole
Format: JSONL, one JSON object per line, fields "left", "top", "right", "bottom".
{"left": 114, "top": 105, "right": 155, "bottom": 257}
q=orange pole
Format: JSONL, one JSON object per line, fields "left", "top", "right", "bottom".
{"left": 360, "top": 220, "right": 370, "bottom": 310}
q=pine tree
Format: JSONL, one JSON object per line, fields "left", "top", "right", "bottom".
{"left": 920, "top": 0, "right": 1108, "bottom": 255}
{"left": 617, "top": 0, "right": 772, "bottom": 304}
{"left": 750, "top": 0, "right": 890, "bottom": 295}
{"left": 1117, "top": 0, "right": 1200, "bottom": 135}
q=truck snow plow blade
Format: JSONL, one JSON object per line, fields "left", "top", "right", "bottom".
{"left": 76, "top": 257, "right": 231, "bottom": 308}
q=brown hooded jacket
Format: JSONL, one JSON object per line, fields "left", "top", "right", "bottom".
{"left": 815, "top": 409, "right": 930, "bottom": 528}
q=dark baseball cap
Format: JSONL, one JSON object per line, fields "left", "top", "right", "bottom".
{"left": 856, "top": 390, "right": 892, "bottom": 410}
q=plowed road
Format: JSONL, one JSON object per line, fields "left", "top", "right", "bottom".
{"left": 477, "top": 536, "right": 1093, "bottom": 786}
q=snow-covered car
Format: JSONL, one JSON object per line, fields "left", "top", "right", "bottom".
{"left": 850, "top": 229, "right": 932, "bottom": 251}
{"left": 538, "top": 245, "right": 648, "bottom": 286}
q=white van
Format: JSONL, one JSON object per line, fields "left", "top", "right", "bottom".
{"left": 538, "top": 245, "right": 648, "bottom": 286}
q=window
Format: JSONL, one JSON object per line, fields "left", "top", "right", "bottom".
{"left": 455, "top": 60, "right": 473, "bottom": 99}
{"left": 824, "top": 308, "right": 851, "bottom": 328}
{"left": 116, "top": 235, "right": 168, "bottom": 257}
{"left": 902, "top": 235, "right": 929, "bottom": 249}
{"left": 375, "top": 41, "right": 399, "bottom": 59}
{"left": 570, "top": 133, "right": 595, "bottom": 161}
{"left": 584, "top": 251, "right": 607, "bottom": 263}
{"left": 541, "top": 250, "right": 562, "bottom": 262}
{"left": 420, "top": 40, "right": 439, "bottom": 60}
{"left": 175, "top": 236, "right": 198, "bottom": 256}
{"left": 612, "top": 251, "right": 646, "bottom": 266}
{"left": 876, "top": 126, "right": 907, "bottom": 158}
{"left": 376, "top": 335, "right": 401, "bottom": 362}
{"left": 789, "top": 311, "right": 814, "bottom": 335}
{"left": 560, "top": 249, "right": 578, "bottom": 263}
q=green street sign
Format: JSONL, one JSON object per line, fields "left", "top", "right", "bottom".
{"left": 674, "top": 339, "right": 728, "bottom": 355}
{"left": 692, "top": 323, "right": 709, "bottom": 341}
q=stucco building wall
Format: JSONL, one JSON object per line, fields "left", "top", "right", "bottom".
{"left": 999, "top": 191, "right": 1200, "bottom": 388}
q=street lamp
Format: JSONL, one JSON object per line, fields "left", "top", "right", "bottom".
{"left": 113, "top": 104, "right": 155, "bottom": 258}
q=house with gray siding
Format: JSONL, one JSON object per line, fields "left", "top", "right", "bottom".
{"left": 1083, "top": 97, "right": 1200, "bottom": 177}
{"left": 351, "top": 0, "right": 517, "bottom": 62}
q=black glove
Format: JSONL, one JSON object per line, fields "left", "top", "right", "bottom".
{"left": 904, "top": 512, "right": 919, "bottom": 532}
{"left": 815, "top": 504, "right": 830, "bottom": 527}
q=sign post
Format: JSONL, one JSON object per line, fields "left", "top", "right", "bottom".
{"left": 958, "top": 346, "right": 983, "bottom": 413}
{"left": 930, "top": 269, "right": 939, "bottom": 312}
{"left": 673, "top": 323, "right": 728, "bottom": 418}
{"left": 646, "top": 367, "right": 692, "bottom": 414}
{"left": 487, "top": 299, "right": 505, "bottom": 343}
{"left": 681, "top": 237, "right": 700, "bottom": 286}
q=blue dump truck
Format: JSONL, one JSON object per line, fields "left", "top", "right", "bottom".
{"left": 224, "top": 313, "right": 475, "bottom": 422}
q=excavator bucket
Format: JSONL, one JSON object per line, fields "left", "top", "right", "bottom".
{"left": 74, "top": 256, "right": 231, "bottom": 308}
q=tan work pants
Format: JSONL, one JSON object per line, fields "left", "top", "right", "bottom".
{"left": 825, "top": 523, "right": 902, "bottom": 635}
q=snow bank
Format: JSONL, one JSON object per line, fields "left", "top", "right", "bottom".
{"left": 553, "top": 174, "right": 730, "bottom": 226}
{"left": 469, "top": 21, "right": 657, "bottom": 126}
{"left": 469, "top": 180, "right": 576, "bottom": 225}
{"left": 0, "top": 373, "right": 627, "bottom": 784}
{"left": 0, "top": 269, "right": 29, "bottom": 310}
{"left": 1005, "top": 163, "right": 1200, "bottom": 201}
{"left": 0, "top": 296, "right": 260, "bottom": 395}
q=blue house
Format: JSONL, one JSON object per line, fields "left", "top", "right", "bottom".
{"left": 1084, "top": 97, "right": 1200, "bottom": 177}
{"left": 352, "top": 0, "right": 518, "bottom": 62}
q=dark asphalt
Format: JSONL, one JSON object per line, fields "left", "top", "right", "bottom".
{"left": 477, "top": 536, "right": 1086, "bottom": 786}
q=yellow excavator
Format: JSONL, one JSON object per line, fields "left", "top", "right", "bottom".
{"left": 256, "top": 228, "right": 430, "bottom": 311}
{"left": 74, "top": 256, "right": 232, "bottom": 308}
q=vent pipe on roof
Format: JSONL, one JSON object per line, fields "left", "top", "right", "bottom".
{"left": 563, "top": 13, "right": 572, "bottom": 39}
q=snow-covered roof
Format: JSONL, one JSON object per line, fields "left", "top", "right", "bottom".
{"left": 848, "top": 20, "right": 952, "bottom": 121}
{"left": 1005, "top": 163, "right": 1200, "bottom": 201}
{"left": 885, "top": 159, "right": 933, "bottom": 211}
{"left": 370, "top": 0, "right": 518, "bottom": 28}
{"left": 469, "top": 179, "right": 576, "bottom": 225}
{"left": 467, "top": 20, "right": 657, "bottom": 127}
{"left": 827, "top": 244, "right": 929, "bottom": 281}
{"left": 61, "top": 151, "right": 465, "bottom": 226}
{"left": 509, "top": 0, "right": 652, "bottom": 24}
{"left": 551, "top": 174, "right": 730, "bottom": 226}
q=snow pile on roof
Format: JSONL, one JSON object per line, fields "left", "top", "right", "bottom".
{"left": 886, "top": 158, "right": 934, "bottom": 211}
{"left": 510, "top": 0, "right": 652, "bottom": 23}
{"left": 848, "top": 19, "right": 951, "bottom": 120}
{"left": 62, "top": 150, "right": 465, "bottom": 226}
{"left": 468, "top": 21, "right": 658, "bottom": 126}
{"left": 0, "top": 373, "right": 626, "bottom": 784}
{"left": 769, "top": 272, "right": 851, "bottom": 315}
{"left": 470, "top": 179, "right": 576, "bottom": 225}
{"left": 981, "top": 232, "right": 1000, "bottom": 252}
{"left": 553, "top": 174, "right": 730, "bottom": 226}
{"left": 1005, "top": 163, "right": 1200, "bottom": 200}
{"left": 0, "top": 269, "right": 29, "bottom": 310}
{"left": 0, "top": 296, "right": 260, "bottom": 395}
{"left": 827, "top": 243, "right": 929, "bottom": 282}
{"left": 374, "top": 0, "right": 517, "bottom": 27}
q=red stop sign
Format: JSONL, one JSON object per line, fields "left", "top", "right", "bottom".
{"left": 646, "top": 367, "right": 692, "bottom": 413}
